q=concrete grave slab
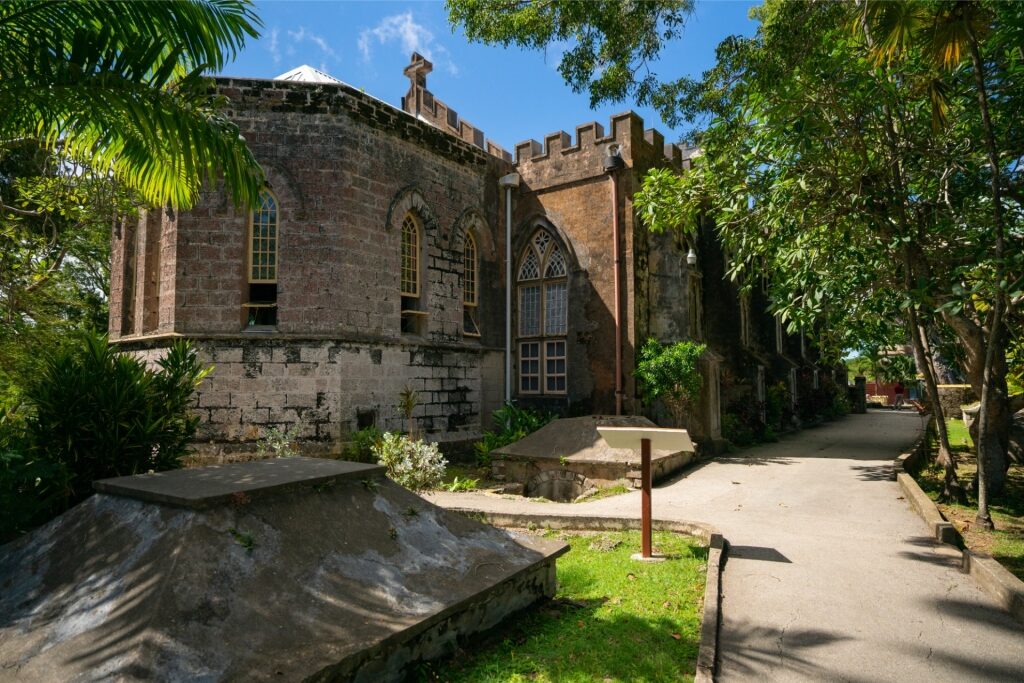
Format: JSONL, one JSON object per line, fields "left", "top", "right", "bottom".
{"left": 93, "top": 456, "right": 384, "bottom": 509}
{"left": 0, "top": 458, "right": 568, "bottom": 682}
{"left": 491, "top": 415, "right": 696, "bottom": 497}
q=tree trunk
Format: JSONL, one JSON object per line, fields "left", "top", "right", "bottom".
{"left": 907, "top": 313, "right": 964, "bottom": 502}
{"left": 967, "top": 19, "right": 1008, "bottom": 522}
{"left": 945, "top": 310, "right": 1011, "bottom": 495}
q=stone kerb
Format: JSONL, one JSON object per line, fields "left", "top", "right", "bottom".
{"left": 897, "top": 467, "right": 1024, "bottom": 626}
{"left": 891, "top": 427, "right": 931, "bottom": 478}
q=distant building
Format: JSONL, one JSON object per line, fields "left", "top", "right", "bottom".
{"left": 109, "top": 54, "right": 832, "bottom": 459}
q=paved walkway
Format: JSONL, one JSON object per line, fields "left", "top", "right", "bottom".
{"left": 426, "top": 411, "right": 1024, "bottom": 682}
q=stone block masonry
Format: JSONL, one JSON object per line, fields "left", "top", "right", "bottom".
{"left": 123, "top": 336, "right": 489, "bottom": 460}
{"left": 109, "top": 70, "right": 513, "bottom": 458}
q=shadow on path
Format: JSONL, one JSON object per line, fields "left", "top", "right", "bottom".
{"left": 719, "top": 618, "right": 863, "bottom": 682}
{"left": 727, "top": 545, "right": 792, "bottom": 563}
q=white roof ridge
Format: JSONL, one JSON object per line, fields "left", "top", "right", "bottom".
{"left": 274, "top": 64, "right": 343, "bottom": 84}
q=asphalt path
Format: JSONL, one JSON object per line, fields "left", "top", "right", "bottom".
{"left": 427, "top": 411, "right": 1024, "bottom": 681}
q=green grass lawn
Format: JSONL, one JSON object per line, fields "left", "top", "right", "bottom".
{"left": 574, "top": 483, "right": 632, "bottom": 503}
{"left": 438, "top": 464, "right": 500, "bottom": 491}
{"left": 421, "top": 530, "right": 707, "bottom": 682}
{"left": 916, "top": 418, "right": 1024, "bottom": 580}
{"left": 943, "top": 417, "right": 973, "bottom": 451}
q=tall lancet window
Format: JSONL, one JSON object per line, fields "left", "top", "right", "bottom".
{"left": 517, "top": 229, "right": 567, "bottom": 394}
{"left": 246, "top": 190, "right": 278, "bottom": 326}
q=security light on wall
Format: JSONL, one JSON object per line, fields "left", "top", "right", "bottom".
{"left": 603, "top": 143, "right": 625, "bottom": 172}
{"left": 686, "top": 247, "right": 697, "bottom": 266}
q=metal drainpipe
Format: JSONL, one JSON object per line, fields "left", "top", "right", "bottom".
{"left": 498, "top": 173, "right": 520, "bottom": 404}
{"left": 603, "top": 147, "right": 625, "bottom": 415}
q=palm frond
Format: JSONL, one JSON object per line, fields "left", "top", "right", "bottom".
{"left": 0, "top": 1, "right": 263, "bottom": 208}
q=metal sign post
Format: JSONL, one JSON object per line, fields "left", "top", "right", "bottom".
{"left": 597, "top": 426, "right": 694, "bottom": 561}
{"left": 640, "top": 436, "right": 652, "bottom": 557}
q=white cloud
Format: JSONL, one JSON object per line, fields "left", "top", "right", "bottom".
{"left": 267, "top": 27, "right": 281, "bottom": 65}
{"left": 287, "top": 26, "right": 338, "bottom": 62}
{"left": 358, "top": 12, "right": 458, "bottom": 76}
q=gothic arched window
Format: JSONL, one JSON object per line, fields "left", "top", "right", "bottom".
{"left": 246, "top": 190, "right": 278, "bottom": 326}
{"left": 463, "top": 231, "right": 480, "bottom": 336}
{"left": 399, "top": 212, "right": 429, "bottom": 334}
{"left": 517, "top": 229, "right": 567, "bottom": 394}
{"left": 400, "top": 213, "right": 421, "bottom": 298}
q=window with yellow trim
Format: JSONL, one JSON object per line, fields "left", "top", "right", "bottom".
{"left": 463, "top": 232, "right": 480, "bottom": 336}
{"left": 246, "top": 190, "right": 278, "bottom": 326}
{"left": 400, "top": 212, "right": 426, "bottom": 334}
{"left": 400, "top": 213, "right": 420, "bottom": 297}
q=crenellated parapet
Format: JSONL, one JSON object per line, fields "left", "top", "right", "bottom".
{"left": 513, "top": 111, "right": 692, "bottom": 174}
{"left": 402, "top": 53, "right": 512, "bottom": 162}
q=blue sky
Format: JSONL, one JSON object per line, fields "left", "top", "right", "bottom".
{"left": 223, "top": 1, "right": 760, "bottom": 151}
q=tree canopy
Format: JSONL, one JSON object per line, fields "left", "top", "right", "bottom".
{"left": 0, "top": 0, "right": 265, "bottom": 209}
{"left": 447, "top": 0, "right": 1023, "bottom": 511}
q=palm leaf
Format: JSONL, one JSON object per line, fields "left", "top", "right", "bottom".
{"left": 0, "top": 0, "right": 263, "bottom": 208}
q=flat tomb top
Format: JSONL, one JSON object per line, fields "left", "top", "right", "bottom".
{"left": 94, "top": 457, "right": 384, "bottom": 509}
{"left": 494, "top": 415, "right": 690, "bottom": 464}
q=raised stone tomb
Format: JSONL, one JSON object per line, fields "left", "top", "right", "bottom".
{"left": 491, "top": 415, "right": 696, "bottom": 501}
{"left": 0, "top": 457, "right": 567, "bottom": 682}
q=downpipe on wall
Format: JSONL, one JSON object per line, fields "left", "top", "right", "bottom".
{"left": 498, "top": 173, "right": 520, "bottom": 405}
{"left": 603, "top": 146, "right": 625, "bottom": 416}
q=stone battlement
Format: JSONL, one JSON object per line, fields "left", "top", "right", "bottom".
{"left": 514, "top": 112, "right": 697, "bottom": 170}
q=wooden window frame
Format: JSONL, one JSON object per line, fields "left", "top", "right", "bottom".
{"left": 544, "top": 339, "right": 567, "bottom": 395}
{"left": 519, "top": 341, "right": 541, "bottom": 394}
{"left": 515, "top": 229, "right": 569, "bottom": 396}
{"left": 245, "top": 190, "right": 279, "bottom": 327}
{"left": 463, "top": 232, "right": 480, "bottom": 337}
{"left": 400, "top": 212, "right": 421, "bottom": 299}
{"left": 248, "top": 190, "right": 279, "bottom": 285}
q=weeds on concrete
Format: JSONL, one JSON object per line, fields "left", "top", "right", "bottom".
{"left": 574, "top": 483, "right": 631, "bottom": 504}
{"left": 227, "top": 528, "right": 256, "bottom": 554}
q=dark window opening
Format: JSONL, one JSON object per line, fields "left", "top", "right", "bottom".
{"left": 246, "top": 283, "right": 277, "bottom": 326}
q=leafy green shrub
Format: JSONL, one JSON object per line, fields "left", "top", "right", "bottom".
{"left": 635, "top": 339, "right": 706, "bottom": 425}
{"left": 342, "top": 425, "right": 383, "bottom": 463}
{"left": 256, "top": 425, "right": 300, "bottom": 458}
{"left": 474, "top": 402, "right": 555, "bottom": 466}
{"left": 447, "top": 476, "right": 479, "bottom": 492}
{"left": 721, "top": 412, "right": 758, "bottom": 447}
{"left": 373, "top": 432, "right": 446, "bottom": 490}
{"left": 765, "top": 381, "right": 790, "bottom": 430}
{"left": 23, "top": 331, "right": 210, "bottom": 508}
{"left": 0, "top": 449, "right": 73, "bottom": 543}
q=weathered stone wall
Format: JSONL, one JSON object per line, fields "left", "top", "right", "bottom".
{"left": 123, "top": 336, "right": 488, "bottom": 458}
{"left": 109, "top": 76, "right": 513, "bottom": 454}
{"left": 938, "top": 384, "right": 977, "bottom": 416}
{"left": 512, "top": 113, "right": 688, "bottom": 415}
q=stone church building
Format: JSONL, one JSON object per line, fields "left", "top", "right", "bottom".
{"left": 109, "top": 55, "right": 830, "bottom": 458}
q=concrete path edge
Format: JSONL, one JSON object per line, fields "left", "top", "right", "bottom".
{"left": 891, "top": 427, "right": 930, "bottom": 479}
{"left": 896, "top": 471, "right": 1024, "bottom": 626}
{"left": 447, "top": 509, "right": 725, "bottom": 682}
{"left": 897, "top": 472, "right": 958, "bottom": 544}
